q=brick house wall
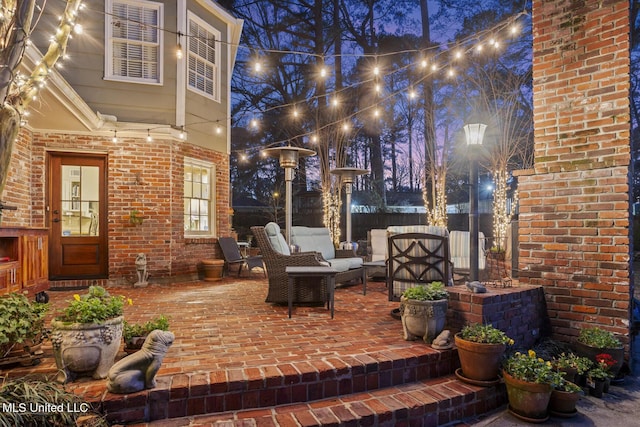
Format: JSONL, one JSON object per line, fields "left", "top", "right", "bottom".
{"left": 519, "top": 0, "right": 631, "bottom": 344}
{"left": 1, "top": 128, "right": 231, "bottom": 287}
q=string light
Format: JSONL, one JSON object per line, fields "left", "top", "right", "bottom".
{"left": 112, "top": 130, "right": 117, "bottom": 143}
{"left": 146, "top": 130, "right": 152, "bottom": 142}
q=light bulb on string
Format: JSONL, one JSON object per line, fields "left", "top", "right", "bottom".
{"left": 215, "top": 125, "right": 222, "bottom": 135}
{"left": 146, "top": 130, "right": 152, "bottom": 142}
{"left": 179, "top": 127, "right": 185, "bottom": 140}
{"left": 319, "top": 67, "right": 327, "bottom": 78}
{"left": 176, "top": 43, "right": 183, "bottom": 59}
{"left": 250, "top": 118, "right": 259, "bottom": 129}
{"left": 112, "top": 131, "right": 118, "bottom": 143}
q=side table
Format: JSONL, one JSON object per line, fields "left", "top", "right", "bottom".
{"left": 285, "top": 266, "right": 338, "bottom": 318}
{"left": 362, "top": 260, "right": 386, "bottom": 292}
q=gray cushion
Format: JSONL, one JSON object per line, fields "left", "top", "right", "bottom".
{"left": 290, "top": 226, "right": 336, "bottom": 260}
{"left": 265, "top": 222, "right": 290, "bottom": 255}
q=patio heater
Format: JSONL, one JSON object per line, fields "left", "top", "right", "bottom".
{"left": 463, "top": 123, "right": 486, "bottom": 283}
{"left": 330, "top": 167, "right": 369, "bottom": 250}
{"left": 262, "top": 146, "right": 316, "bottom": 244}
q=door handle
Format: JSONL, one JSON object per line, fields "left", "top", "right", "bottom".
{"left": 52, "top": 218, "right": 60, "bottom": 223}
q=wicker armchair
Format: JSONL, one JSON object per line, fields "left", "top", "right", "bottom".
{"left": 251, "top": 225, "right": 364, "bottom": 304}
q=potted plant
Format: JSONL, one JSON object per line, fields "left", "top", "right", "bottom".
{"left": 454, "top": 323, "right": 514, "bottom": 384}
{"left": 51, "top": 286, "right": 131, "bottom": 383}
{"left": 0, "top": 293, "right": 48, "bottom": 366}
{"left": 548, "top": 377, "right": 583, "bottom": 417}
{"left": 552, "top": 352, "right": 592, "bottom": 383}
{"left": 123, "top": 314, "right": 170, "bottom": 353}
{"left": 502, "top": 350, "right": 561, "bottom": 422}
{"left": 575, "top": 327, "right": 624, "bottom": 378}
{"left": 399, "top": 282, "right": 448, "bottom": 343}
{"left": 587, "top": 353, "right": 617, "bottom": 398}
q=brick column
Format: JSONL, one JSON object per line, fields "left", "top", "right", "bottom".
{"left": 519, "top": 0, "right": 631, "bottom": 342}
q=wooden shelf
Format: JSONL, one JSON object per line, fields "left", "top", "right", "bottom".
{"left": 0, "top": 228, "right": 49, "bottom": 299}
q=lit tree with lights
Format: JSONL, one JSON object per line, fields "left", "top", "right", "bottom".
{"left": 0, "top": 0, "right": 83, "bottom": 197}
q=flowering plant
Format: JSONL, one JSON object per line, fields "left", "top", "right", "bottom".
{"left": 552, "top": 352, "right": 593, "bottom": 375}
{"left": 585, "top": 353, "right": 617, "bottom": 381}
{"left": 55, "top": 286, "right": 132, "bottom": 324}
{"left": 459, "top": 323, "right": 514, "bottom": 345}
{"left": 503, "top": 350, "right": 561, "bottom": 386}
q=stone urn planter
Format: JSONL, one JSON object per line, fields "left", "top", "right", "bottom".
{"left": 399, "top": 282, "right": 449, "bottom": 343}
{"left": 51, "top": 286, "right": 129, "bottom": 383}
{"left": 51, "top": 316, "right": 124, "bottom": 383}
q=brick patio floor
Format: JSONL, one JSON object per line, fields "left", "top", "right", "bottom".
{"left": 3, "top": 273, "right": 507, "bottom": 425}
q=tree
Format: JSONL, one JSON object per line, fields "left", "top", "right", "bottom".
{"left": 0, "top": 0, "right": 83, "bottom": 197}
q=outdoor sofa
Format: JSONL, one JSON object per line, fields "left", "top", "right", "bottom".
{"left": 251, "top": 223, "right": 364, "bottom": 304}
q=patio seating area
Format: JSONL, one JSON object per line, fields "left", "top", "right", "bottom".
{"left": 1, "top": 272, "right": 549, "bottom": 425}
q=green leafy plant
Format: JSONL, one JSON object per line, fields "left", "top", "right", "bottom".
{"left": 552, "top": 352, "right": 593, "bottom": 374}
{"left": 56, "top": 286, "right": 131, "bottom": 324}
{"left": 0, "top": 374, "right": 108, "bottom": 426}
{"left": 459, "top": 323, "right": 514, "bottom": 345}
{"left": 578, "top": 327, "right": 622, "bottom": 348}
{"left": 503, "top": 350, "right": 561, "bottom": 386}
{"left": 0, "top": 293, "right": 48, "bottom": 355}
{"left": 555, "top": 377, "right": 583, "bottom": 393}
{"left": 401, "top": 282, "right": 448, "bottom": 301}
{"left": 129, "top": 209, "right": 143, "bottom": 225}
{"left": 123, "top": 315, "right": 170, "bottom": 341}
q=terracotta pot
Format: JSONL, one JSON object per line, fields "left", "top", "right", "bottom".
{"left": 574, "top": 341, "right": 624, "bottom": 378}
{"left": 454, "top": 333, "right": 505, "bottom": 382}
{"left": 201, "top": 259, "right": 224, "bottom": 281}
{"left": 549, "top": 388, "right": 581, "bottom": 415}
{"left": 503, "top": 370, "right": 552, "bottom": 421}
{"left": 558, "top": 367, "right": 578, "bottom": 383}
{"left": 399, "top": 297, "right": 448, "bottom": 343}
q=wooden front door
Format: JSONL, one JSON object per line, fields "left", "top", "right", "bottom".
{"left": 47, "top": 153, "right": 108, "bottom": 279}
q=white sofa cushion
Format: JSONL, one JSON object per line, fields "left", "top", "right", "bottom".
{"left": 449, "top": 230, "right": 486, "bottom": 271}
{"left": 369, "top": 229, "right": 387, "bottom": 262}
{"left": 264, "top": 222, "right": 290, "bottom": 255}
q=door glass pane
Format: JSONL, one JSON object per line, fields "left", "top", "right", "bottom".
{"left": 61, "top": 165, "right": 100, "bottom": 236}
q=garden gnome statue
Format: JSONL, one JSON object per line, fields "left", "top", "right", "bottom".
{"left": 134, "top": 253, "right": 149, "bottom": 287}
{"left": 106, "top": 330, "right": 175, "bottom": 394}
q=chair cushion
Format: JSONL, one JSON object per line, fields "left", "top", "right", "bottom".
{"left": 369, "top": 229, "right": 387, "bottom": 262}
{"left": 290, "top": 226, "right": 336, "bottom": 260}
{"left": 387, "top": 225, "right": 449, "bottom": 237}
{"left": 449, "top": 230, "right": 486, "bottom": 270}
{"left": 264, "top": 222, "right": 290, "bottom": 255}
{"left": 327, "top": 257, "right": 362, "bottom": 272}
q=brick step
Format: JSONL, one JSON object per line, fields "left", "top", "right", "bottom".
{"left": 100, "top": 348, "right": 460, "bottom": 424}
{"left": 138, "top": 374, "right": 507, "bottom": 426}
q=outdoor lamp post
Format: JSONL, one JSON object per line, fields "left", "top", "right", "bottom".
{"left": 463, "top": 123, "right": 486, "bottom": 283}
{"left": 262, "top": 146, "right": 316, "bottom": 244}
{"left": 330, "top": 167, "right": 369, "bottom": 250}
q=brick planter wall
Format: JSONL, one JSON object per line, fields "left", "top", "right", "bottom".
{"left": 1, "top": 129, "right": 231, "bottom": 286}
{"left": 447, "top": 285, "right": 549, "bottom": 349}
{"left": 520, "top": 0, "right": 631, "bottom": 345}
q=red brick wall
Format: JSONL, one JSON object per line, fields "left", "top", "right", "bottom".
{"left": 1, "top": 129, "right": 231, "bottom": 286}
{"left": 520, "top": 0, "right": 631, "bottom": 343}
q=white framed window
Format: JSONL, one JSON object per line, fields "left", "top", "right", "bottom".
{"left": 105, "top": 0, "right": 163, "bottom": 84}
{"left": 187, "top": 13, "right": 221, "bottom": 102}
{"left": 184, "top": 158, "right": 215, "bottom": 236}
